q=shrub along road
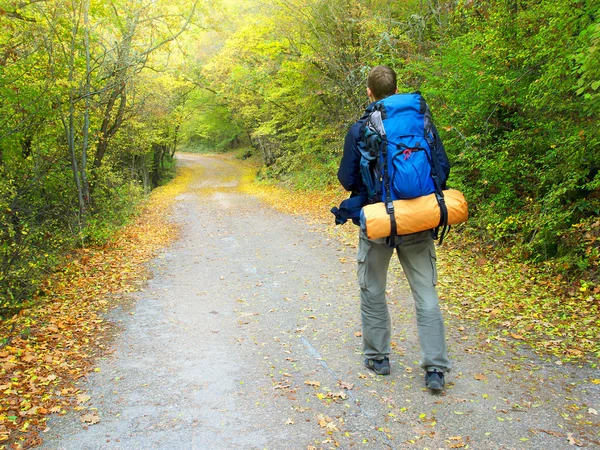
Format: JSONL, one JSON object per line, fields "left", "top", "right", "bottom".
{"left": 40, "top": 154, "right": 599, "bottom": 449}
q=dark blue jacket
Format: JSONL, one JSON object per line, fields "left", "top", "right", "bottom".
{"left": 332, "top": 101, "right": 450, "bottom": 226}
{"left": 330, "top": 105, "right": 374, "bottom": 225}
{"left": 338, "top": 104, "right": 375, "bottom": 194}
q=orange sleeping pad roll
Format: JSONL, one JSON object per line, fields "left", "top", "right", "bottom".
{"left": 360, "top": 189, "right": 469, "bottom": 240}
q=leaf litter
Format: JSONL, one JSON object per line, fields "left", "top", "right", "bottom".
{"left": 0, "top": 167, "right": 192, "bottom": 448}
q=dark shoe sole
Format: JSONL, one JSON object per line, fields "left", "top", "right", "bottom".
{"left": 425, "top": 372, "right": 445, "bottom": 391}
{"left": 426, "top": 379, "right": 444, "bottom": 390}
{"left": 364, "top": 360, "right": 390, "bottom": 375}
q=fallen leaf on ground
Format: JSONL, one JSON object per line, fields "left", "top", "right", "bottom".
{"left": 326, "top": 421, "right": 339, "bottom": 431}
{"left": 567, "top": 433, "right": 583, "bottom": 446}
{"left": 76, "top": 394, "right": 91, "bottom": 405}
{"left": 304, "top": 380, "right": 320, "bottom": 387}
{"left": 80, "top": 413, "right": 100, "bottom": 425}
{"left": 324, "top": 391, "right": 347, "bottom": 401}
{"left": 317, "top": 415, "right": 331, "bottom": 427}
{"left": 339, "top": 381, "right": 354, "bottom": 390}
{"left": 22, "top": 354, "right": 36, "bottom": 363}
{"left": 537, "top": 429, "right": 564, "bottom": 437}
{"left": 474, "top": 373, "right": 487, "bottom": 381}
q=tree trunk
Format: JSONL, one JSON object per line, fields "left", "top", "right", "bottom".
{"left": 80, "top": 0, "right": 91, "bottom": 203}
{"left": 171, "top": 124, "right": 180, "bottom": 157}
{"left": 93, "top": 88, "right": 126, "bottom": 169}
{"left": 62, "top": 7, "right": 86, "bottom": 230}
{"left": 93, "top": 12, "right": 135, "bottom": 170}
{"left": 151, "top": 143, "right": 162, "bottom": 187}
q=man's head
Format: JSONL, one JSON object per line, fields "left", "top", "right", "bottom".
{"left": 367, "top": 65, "right": 397, "bottom": 101}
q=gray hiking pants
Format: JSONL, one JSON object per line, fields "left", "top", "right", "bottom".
{"left": 357, "top": 229, "right": 452, "bottom": 373}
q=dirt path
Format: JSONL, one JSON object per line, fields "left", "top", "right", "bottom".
{"left": 40, "top": 154, "right": 599, "bottom": 449}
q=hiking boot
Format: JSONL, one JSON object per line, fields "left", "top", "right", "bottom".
{"left": 425, "top": 370, "right": 445, "bottom": 391}
{"left": 364, "top": 357, "right": 390, "bottom": 375}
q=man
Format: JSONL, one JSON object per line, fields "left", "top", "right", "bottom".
{"left": 337, "top": 65, "right": 452, "bottom": 391}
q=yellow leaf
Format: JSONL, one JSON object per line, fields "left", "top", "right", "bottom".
{"left": 317, "top": 415, "right": 331, "bottom": 427}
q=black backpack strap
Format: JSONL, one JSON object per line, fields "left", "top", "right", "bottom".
{"left": 366, "top": 103, "right": 396, "bottom": 247}
{"left": 424, "top": 134, "right": 450, "bottom": 244}
{"left": 380, "top": 136, "right": 397, "bottom": 248}
{"left": 358, "top": 119, "right": 368, "bottom": 139}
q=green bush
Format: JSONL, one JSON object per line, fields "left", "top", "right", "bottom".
{"left": 85, "top": 166, "right": 145, "bottom": 245}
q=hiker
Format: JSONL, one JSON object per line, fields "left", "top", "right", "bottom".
{"left": 336, "top": 65, "right": 452, "bottom": 391}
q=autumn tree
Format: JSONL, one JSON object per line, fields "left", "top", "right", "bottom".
{"left": 0, "top": 0, "right": 202, "bottom": 313}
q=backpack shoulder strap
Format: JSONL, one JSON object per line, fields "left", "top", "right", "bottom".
{"left": 371, "top": 101, "right": 397, "bottom": 247}
{"left": 420, "top": 95, "right": 451, "bottom": 244}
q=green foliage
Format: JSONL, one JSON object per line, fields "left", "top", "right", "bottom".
{"left": 178, "top": 89, "right": 244, "bottom": 152}
{"left": 84, "top": 166, "right": 145, "bottom": 245}
{"left": 414, "top": 0, "right": 599, "bottom": 267}
{"left": 574, "top": 3, "right": 600, "bottom": 114}
{"left": 0, "top": 157, "right": 76, "bottom": 315}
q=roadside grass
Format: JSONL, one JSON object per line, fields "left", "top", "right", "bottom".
{"left": 439, "top": 242, "right": 599, "bottom": 365}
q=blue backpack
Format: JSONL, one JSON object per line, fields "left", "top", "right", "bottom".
{"left": 358, "top": 92, "right": 450, "bottom": 243}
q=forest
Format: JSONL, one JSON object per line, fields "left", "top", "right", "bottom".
{"left": 1, "top": 0, "right": 599, "bottom": 315}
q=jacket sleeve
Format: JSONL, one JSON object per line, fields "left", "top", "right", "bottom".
{"left": 337, "top": 122, "right": 363, "bottom": 192}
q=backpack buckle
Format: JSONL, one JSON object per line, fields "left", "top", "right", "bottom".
{"left": 386, "top": 201, "right": 395, "bottom": 215}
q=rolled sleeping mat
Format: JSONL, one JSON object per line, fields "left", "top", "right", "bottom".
{"left": 360, "top": 189, "right": 469, "bottom": 240}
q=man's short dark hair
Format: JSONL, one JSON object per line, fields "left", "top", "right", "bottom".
{"left": 367, "top": 66, "right": 397, "bottom": 100}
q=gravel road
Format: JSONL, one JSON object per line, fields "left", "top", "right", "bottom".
{"left": 40, "top": 153, "right": 600, "bottom": 450}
